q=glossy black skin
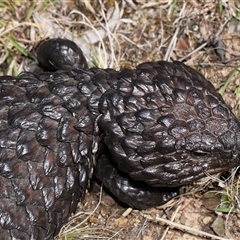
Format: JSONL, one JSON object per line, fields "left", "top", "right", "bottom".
{"left": 97, "top": 61, "right": 240, "bottom": 187}
{"left": 95, "top": 152, "right": 178, "bottom": 209}
{"left": 36, "top": 38, "right": 88, "bottom": 71}
{"left": 1, "top": 38, "right": 240, "bottom": 239}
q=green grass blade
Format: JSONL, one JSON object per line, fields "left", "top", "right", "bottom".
{"left": 219, "top": 66, "right": 240, "bottom": 95}
{"left": 8, "top": 37, "right": 29, "bottom": 56}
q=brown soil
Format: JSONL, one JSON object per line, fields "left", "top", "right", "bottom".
{"left": 1, "top": 1, "right": 240, "bottom": 240}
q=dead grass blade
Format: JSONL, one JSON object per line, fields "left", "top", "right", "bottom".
{"left": 144, "top": 214, "right": 232, "bottom": 240}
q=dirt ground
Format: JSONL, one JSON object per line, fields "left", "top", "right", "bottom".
{"left": 1, "top": 0, "right": 240, "bottom": 239}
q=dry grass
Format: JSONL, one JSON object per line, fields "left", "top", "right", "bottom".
{"left": 1, "top": 0, "right": 240, "bottom": 239}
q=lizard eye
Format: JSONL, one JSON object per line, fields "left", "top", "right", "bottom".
{"left": 191, "top": 150, "right": 210, "bottom": 157}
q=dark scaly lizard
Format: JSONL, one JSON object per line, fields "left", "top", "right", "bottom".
{"left": 0, "top": 38, "right": 240, "bottom": 239}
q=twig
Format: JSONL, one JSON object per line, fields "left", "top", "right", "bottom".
{"left": 144, "top": 214, "right": 232, "bottom": 240}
